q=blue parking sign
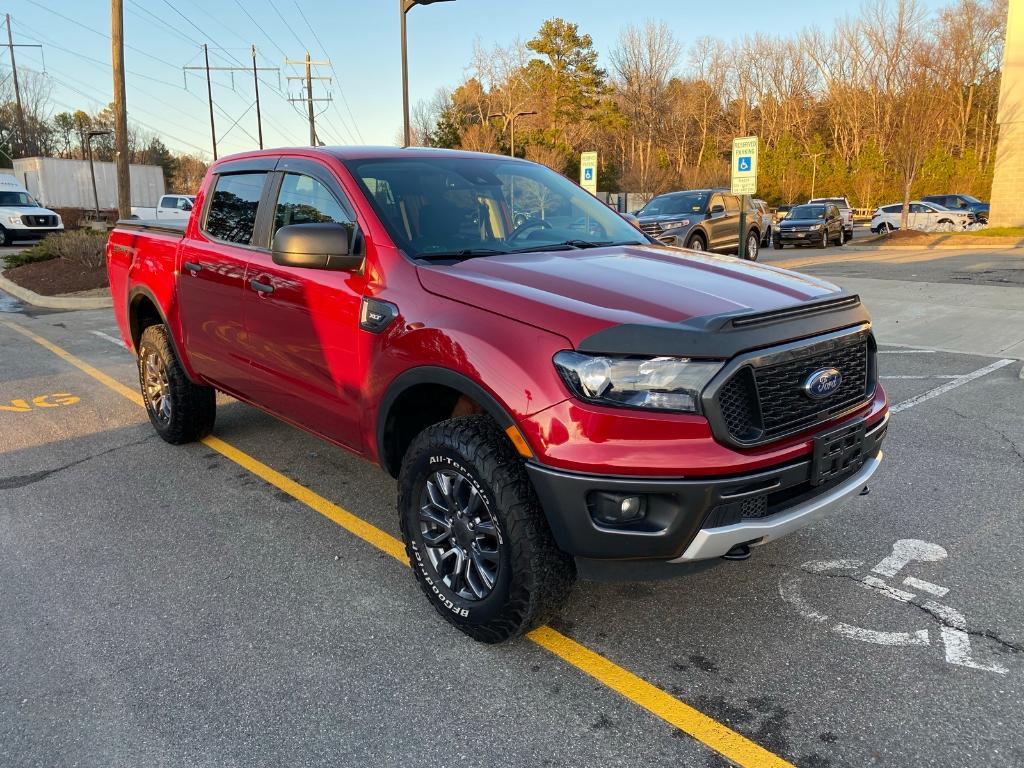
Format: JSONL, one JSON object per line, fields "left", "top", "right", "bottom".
{"left": 737, "top": 156, "right": 752, "bottom": 172}
{"left": 584, "top": 168, "right": 593, "bottom": 181}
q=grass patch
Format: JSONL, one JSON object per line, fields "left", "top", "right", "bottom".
{"left": 5, "top": 229, "right": 107, "bottom": 268}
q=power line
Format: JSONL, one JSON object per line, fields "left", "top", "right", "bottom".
{"left": 231, "top": 0, "right": 288, "bottom": 60}
{"left": 293, "top": 1, "right": 364, "bottom": 143}
{"left": 267, "top": 0, "right": 306, "bottom": 50}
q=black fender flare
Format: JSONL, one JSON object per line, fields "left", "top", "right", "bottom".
{"left": 126, "top": 286, "right": 194, "bottom": 379}
{"left": 376, "top": 366, "right": 516, "bottom": 476}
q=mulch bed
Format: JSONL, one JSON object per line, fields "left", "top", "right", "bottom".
{"left": 3, "top": 257, "right": 109, "bottom": 296}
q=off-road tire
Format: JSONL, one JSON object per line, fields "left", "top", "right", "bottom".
{"left": 398, "top": 415, "right": 575, "bottom": 643}
{"left": 138, "top": 324, "right": 216, "bottom": 444}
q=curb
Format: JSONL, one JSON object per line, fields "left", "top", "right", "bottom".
{"left": 843, "top": 243, "right": 1024, "bottom": 251}
{"left": 0, "top": 273, "right": 113, "bottom": 310}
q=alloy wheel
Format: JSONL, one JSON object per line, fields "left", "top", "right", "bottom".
{"left": 746, "top": 233, "right": 759, "bottom": 260}
{"left": 419, "top": 468, "right": 501, "bottom": 601}
{"left": 142, "top": 348, "right": 172, "bottom": 424}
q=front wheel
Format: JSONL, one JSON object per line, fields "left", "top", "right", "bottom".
{"left": 0, "top": 227, "right": 11, "bottom": 247}
{"left": 773, "top": 240, "right": 784, "bottom": 250}
{"left": 138, "top": 324, "right": 216, "bottom": 444}
{"left": 399, "top": 415, "right": 575, "bottom": 643}
{"left": 817, "top": 230, "right": 828, "bottom": 249}
{"left": 687, "top": 233, "right": 707, "bottom": 252}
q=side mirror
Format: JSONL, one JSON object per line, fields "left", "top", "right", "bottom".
{"left": 272, "top": 222, "right": 363, "bottom": 271}
{"left": 710, "top": 204, "right": 725, "bottom": 215}
{"left": 182, "top": 201, "right": 193, "bottom": 211}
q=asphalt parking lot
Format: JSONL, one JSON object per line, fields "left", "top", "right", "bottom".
{"left": 2, "top": 247, "right": 1023, "bottom": 767}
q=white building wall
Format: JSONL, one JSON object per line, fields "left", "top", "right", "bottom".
{"left": 11, "top": 156, "right": 166, "bottom": 209}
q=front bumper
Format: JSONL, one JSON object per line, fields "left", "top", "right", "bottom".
{"left": 6, "top": 227, "right": 63, "bottom": 240}
{"left": 527, "top": 412, "right": 887, "bottom": 565}
{"left": 775, "top": 229, "right": 822, "bottom": 243}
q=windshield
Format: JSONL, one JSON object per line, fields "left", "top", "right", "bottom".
{"left": 638, "top": 192, "right": 708, "bottom": 217}
{"left": 0, "top": 191, "right": 38, "bottom": 207}
{"left": 789, "top": 204, "right": 826, "bottom": 219}
{"left": 344, "top": 155, "right": 647, "bottom": 259}
{"left": 960, "top": 194, "right": 981, "bottom": 204}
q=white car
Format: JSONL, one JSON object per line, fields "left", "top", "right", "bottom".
{"left": 871, "top": 201, "right": 973, "bottom": 233}
{"left": 130, "top": 194, "right": 196, "bottom": 221}
{"left": 0, "top": 174, "right": 64, "bottom": 247}
{"left": 752, "top": 198, "right": 774, "bottom": 245}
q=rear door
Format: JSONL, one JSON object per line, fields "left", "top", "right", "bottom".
{"left": 177, "top": 163, "right": 275, "bottom": 394}
{"left": 242, "top": 158, "right": 366, "bottom": 450}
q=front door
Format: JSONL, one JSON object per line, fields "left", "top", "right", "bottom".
{"left": 176, "top": 170, "right": 271, "bottom": 393}
{"left": 243, "top": 165, "right": 366, "bottom": 450}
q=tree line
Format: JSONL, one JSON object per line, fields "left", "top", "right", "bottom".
{"left": 0, "top": 69, "right": 208, "bottom": 196}
{"left": 414, "top": 0, "right": 1007, "bottom": 210}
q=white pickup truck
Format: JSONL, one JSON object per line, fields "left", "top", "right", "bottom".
{"left": 130, "top": 194, "right": 196, "bottom": 221}
{"left": 809, "top": 197, "right": 854, "bottom": 243}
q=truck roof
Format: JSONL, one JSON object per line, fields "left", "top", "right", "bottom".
{"left": 212, "top": 145, "right": 521, "bottom": 166}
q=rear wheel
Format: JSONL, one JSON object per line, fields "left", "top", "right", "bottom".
{"left": 687, "top": 233, "right": 707, "bottom": 252}
{"left": 399, "top": 415, "right": 575, "bottom": 643}
{"left": 773, "top": 240, "right": 784, "bottom": 250}
{"left": 138, "top": 324, "right": 216, "bottom": 444}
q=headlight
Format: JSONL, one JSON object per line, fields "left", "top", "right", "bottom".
{"left": 553, "top": 351, "right": 722, "bottom": 413}
{"left": 661, "top": 219, "right": 691, "bottom": 229}
{"left": 8, "top": 216, "right": 21, "bottom": 225}
{"left": 808, "top": 223, "right": 822, "bottom": 231}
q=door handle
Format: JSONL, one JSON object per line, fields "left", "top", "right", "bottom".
{"left": 183, "top": 261, "right": 202, "bottom": 273}
{"left": 249, "top": 278, "right": 274, "bottom": 294}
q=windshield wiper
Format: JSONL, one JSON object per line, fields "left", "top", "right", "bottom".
{"left": 414, "top": 248, "right": 509, "bottom": 262}
{"left": 509, "top": 239, "right": 643, "bottom": 253}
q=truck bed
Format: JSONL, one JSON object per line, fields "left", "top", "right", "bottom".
{"left": 115, "top": 218, "right": 187, "bottom": 237}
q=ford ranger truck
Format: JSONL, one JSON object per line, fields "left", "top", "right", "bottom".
{"left": 107, "top": 148, "right": 889, "bottom": 643}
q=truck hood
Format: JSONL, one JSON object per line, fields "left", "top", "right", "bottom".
{"left": 416, "top": 245, "right": 843, "bottom": 349}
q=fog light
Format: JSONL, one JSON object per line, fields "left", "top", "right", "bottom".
{"left": 589, "top": 492, "right": 648, "bottom": 526}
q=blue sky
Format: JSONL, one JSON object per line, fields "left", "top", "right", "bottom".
{"left": 7, "top": 0, "right": 948, "bottom": 159}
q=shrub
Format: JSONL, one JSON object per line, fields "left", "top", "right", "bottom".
{"left": 5, "top": 230, "right": 107, "bottom": 269}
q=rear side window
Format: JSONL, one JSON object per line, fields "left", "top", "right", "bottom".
{"left": 882, "top": 204, "right": 901, "bottom": 214}
{"left": 273, "top": 173, "right": 350, "bottom": 236}
{"left": 725, "top": 195, "right": 740, "bottom": 213}
{"left": 205, "top": 172, "right": 268, "bottom": 245}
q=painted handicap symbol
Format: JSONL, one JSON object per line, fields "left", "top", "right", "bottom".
{"left": 737, "top": 156, "right": 752, "bottom": 172}
{"left": 584, "top": 168, "right": 594, "bottom": 181}
{"left": 779, "top": 539, "right": 1008, "bottom": 674}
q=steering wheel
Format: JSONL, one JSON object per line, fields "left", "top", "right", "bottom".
{"left": 507, "top": 218, "right": 552, "bottom": 243}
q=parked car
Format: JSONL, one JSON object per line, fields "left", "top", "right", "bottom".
{"left": 0, "top": 174, "right": 64, "bottom": 246}
{"left": 131, "top": 194, "right": 197, "bottom": 221}
{"left": 107, "top": 146, "right": 888, "bottom": 643}
{"left": 636, "top": 189, "right": 762, "bottom": 260}
{"left": 870, "top": 201, "right": 973, "bottom": 233}
{"left": 921, "top": 194, "right": 988, "bottom": 223}
{"left": 773, "top": 203, "right": 845, "bottom": 249}
{"left": 808, "top": 197, "right": 854, "bottom": 242}
{"left": 752, "top": 198, "right": 774, "bottom": 246}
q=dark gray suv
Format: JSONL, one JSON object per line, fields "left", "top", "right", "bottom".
{"left": 636, "top": 189, "right": 762, "bottom": 260}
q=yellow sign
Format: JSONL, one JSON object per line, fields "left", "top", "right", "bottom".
{"left": 731, "top": 136, "right": 759, "bottom": 195}
{"left": 580, "top": 151, "right": 598, "bottom": 195}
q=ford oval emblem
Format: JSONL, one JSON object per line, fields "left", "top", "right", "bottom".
{"left": 803, "top": 367, "right": 843, "bottom": 399}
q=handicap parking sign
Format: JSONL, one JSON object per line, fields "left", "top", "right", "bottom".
{"left": 737, "top": 156, "right": 752, "bottom": 172}
{"left": 584, "top": 168, "right": 593, "bottom": 181}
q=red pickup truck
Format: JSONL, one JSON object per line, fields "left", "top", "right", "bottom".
{"left": 107, "top": 147, "right": 888, "bottom": 642}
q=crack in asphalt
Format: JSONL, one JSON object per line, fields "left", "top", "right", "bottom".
{"left": 943, "top": 405, "right": 1024, "bottom": 465}
{"left": 0, "top": 436, "right": 154, "bottom": 490}
{"left": 797, "top": 564, "right": 1023, "bottom": 655}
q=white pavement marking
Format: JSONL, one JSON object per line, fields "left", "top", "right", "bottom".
{"left": 90, "top": 330, "right": 126, "bottom": 348}
{"left": 833, "top": 622, "right": 930, "bottom": 646}
{"left": 903, "top": 577, "right": 950, "bottom": 597}
{"left": 889, "top": 359, "right": 1015, "bottom": 413}
{"left": 878, "top": 349, "right": 937, "bottom": 354}
{"left": 871, "top": 539, "right": 947, "bottom": 577}
{"left": 881, "top": 375, "right": 961, "bottom": 380}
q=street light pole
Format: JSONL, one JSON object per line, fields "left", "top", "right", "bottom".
{"left": 87, "top": 130, "right": 113, "bottom": 222}
{"left": 487, "top": 110, "right": 538, "bottom": 157}
{"left": 401, "top": 0, "right": 455, "bottom": 147}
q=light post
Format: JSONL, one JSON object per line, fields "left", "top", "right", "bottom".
{"left": 487, "top": 110, "right": 537, "bottom": 157}
{"left": 401, "top": 0, "right": 455, "bottom": 147}
{"left": 87, "top": 129, "right": 113, "bottom": 222}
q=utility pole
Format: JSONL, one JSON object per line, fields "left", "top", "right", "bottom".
{"left": 252, "top": 44, "right": 263, "bottom": 149}
{"left": 111, "top": 0, "right": 132, "bottom": 220}
{"left": 184, "top": 47, "right": 278, "bottom": 157}
{"left": 3, "top": 14, "right": 42, "bottom": 157}
{"left": 286, "top": 53, "right": 331, "bottom": 146}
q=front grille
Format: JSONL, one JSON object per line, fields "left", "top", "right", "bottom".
{"left": 711, "top": 331, "right": 874, "bottom": 446}
{"left": 639, "top": 221, "right": 662, "bottom": 236}
{"left": 21, "top": 214, "right": 58, "bottom": 227}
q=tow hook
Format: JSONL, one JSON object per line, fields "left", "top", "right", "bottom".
{"left": 859, "top": 485, "right": 871, "bottom": 496}
{"left": 722, "top": 543, "right": 752, "bottom": 561}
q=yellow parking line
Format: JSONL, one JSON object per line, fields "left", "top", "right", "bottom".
{"left": 0, "top": 318, "right": 793, "bottom": 768}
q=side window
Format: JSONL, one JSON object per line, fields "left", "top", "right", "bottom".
{"left": 273, "top": 173, "right": 350, "bottom": 237}
{"left": 910, "top": 203, "right": 927, "bottom": 213}
{"left": 725, "top": 195, "right": 740, "bottom": 214}
{"left": 883, "top": 204, "right": 900, "bottom": 214}
{"left": 159, "top": 196, "right": 175, "bottom": 208}
{"left": 709, "top": 193, "right": 725, "bottom": 212}
{"left": 177, "top": 197, "right": 193, "bottom": 211}
{"left": 204, "top": 172, "right": 268, "bottom": 245}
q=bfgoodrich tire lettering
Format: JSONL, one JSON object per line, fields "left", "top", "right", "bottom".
{"left": 138, "top": 324, "right": 216, "bottom": 444}
{"left": 398, "top": 415, "right": 575, "bottom": 643}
